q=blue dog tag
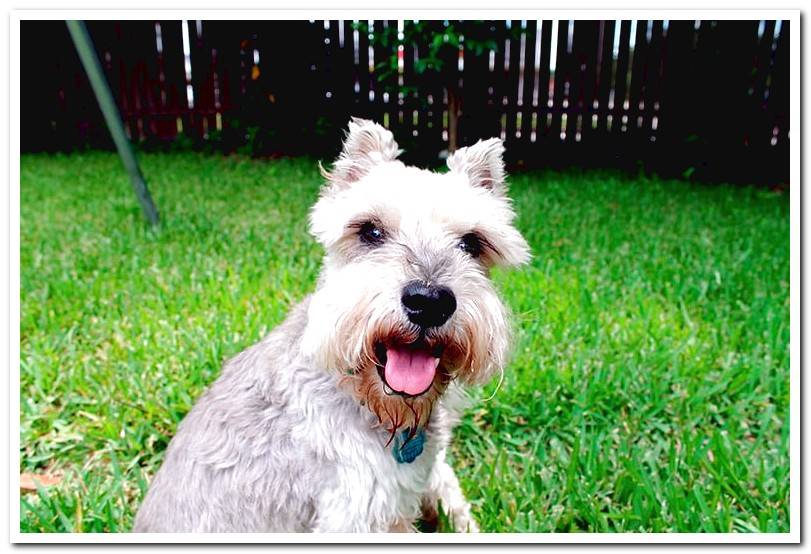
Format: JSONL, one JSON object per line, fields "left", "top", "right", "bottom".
{"left": 393, "top": 429, "right": 426, "bottom": 464}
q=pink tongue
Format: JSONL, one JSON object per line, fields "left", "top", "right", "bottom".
{"left": 384, "top": 346, "right": 439, "bottom": 396}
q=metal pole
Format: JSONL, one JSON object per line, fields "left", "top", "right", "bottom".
{"left": 66, "top": 20, "right": 160, "bottom": 227}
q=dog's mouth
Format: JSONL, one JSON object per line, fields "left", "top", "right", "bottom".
{"left": 374, "top": 340, "right": 444, "bottom": 398}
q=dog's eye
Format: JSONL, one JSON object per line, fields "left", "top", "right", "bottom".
{"left": 458, "top": 233, "right": 482, "bottom": 257}
{"left": 359, "top": 221, "right": 385, "bottom": 246}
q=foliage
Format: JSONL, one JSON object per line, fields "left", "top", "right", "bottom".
{"left": 355, "top": 20, "right": 501, "bottom": 97}
{"left": 20, "top": 152, "right": 789, "bottom": 532}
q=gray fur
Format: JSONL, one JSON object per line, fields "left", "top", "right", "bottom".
{"left": 133, "top": 298, "right": 467, "bottom": 532}
{"left": 133, "top": 119, "right": 528, "bottom": 533}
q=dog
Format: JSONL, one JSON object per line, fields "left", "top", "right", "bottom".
{"left": 133, "top": 118, "right": 530, "bottom": 533}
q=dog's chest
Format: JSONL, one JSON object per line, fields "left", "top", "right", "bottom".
{"left": 365, "top": 430, "right": 439, "bottom": 524}
{"left": 310, "top": 406, "right": 442, "bottom": 528}
{"left": 341, "top": 415, "right": 438, "bottom": 481}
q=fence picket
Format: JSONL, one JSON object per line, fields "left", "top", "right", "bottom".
{"left": 21, "top": 19, "right": 790, "bottom": 185}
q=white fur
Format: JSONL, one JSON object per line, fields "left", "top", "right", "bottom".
{"left": 133, "top": 119, "right": 528, "bottom": 533}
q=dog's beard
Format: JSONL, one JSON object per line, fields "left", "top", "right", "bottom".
{"left": 342, "top": 364, "right": 447, "bottom": 443}
{"left": 337, "top": 322, "right": 486, "bottom": 442}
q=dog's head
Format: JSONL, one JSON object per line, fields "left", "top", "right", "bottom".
{"left": 302, "top": 118, "right": 530, "bottom": 435}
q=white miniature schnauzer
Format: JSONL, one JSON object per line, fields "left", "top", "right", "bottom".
{"left": 133, "top": 118, "right": 530, "bottom": 533}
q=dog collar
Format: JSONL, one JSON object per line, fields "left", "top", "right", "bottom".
{"left": 392, "top": 429, "right": 426, "bottom": 464}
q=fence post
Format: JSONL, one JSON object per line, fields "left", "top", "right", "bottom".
{"left": 66, "top": 20, "right": 160, "bottom": 227}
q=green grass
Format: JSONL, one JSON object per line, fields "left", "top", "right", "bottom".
{"left": 19, "top": 151, "right": 789, "bottom": 533}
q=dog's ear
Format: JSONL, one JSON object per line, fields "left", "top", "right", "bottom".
{"left": 446, "top": 138, "right": 507, "bottom": 193}
{"left": 321, "top": 118, "right": 401, "bottom": 188}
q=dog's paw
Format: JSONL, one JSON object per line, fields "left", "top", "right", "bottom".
{"left": 455, "top": 515, "right": 479, "bottom": 533}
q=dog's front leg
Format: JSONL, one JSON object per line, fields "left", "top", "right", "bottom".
{"left": 422, "top": 451, "right": 479, "bottom": 533}
{"left": 389, "top": 518, "right": 418, "bottom": 532}
{"left": 311, "top": 495, "right": 374, "bottom": 533}
{"left": 311, "top": 472, "right": 423, "bottom": 533}
{"left": 311, "top": 478, "right": 391, "bottom": 533}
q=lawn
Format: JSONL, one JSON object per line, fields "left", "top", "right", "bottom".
{"left": 19, "top": 151, "right": 790, "bottom": 533}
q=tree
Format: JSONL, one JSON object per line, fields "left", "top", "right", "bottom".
{"left": 359, "top": 20, "right": 504, "bottom": 153}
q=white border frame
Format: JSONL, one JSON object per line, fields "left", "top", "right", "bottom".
{"left": 9, "top": 8, "right": 801, "bottom": 545}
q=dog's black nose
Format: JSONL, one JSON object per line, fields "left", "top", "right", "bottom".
{"left": 401, "top": 281, "right": 456, "bottom": 329}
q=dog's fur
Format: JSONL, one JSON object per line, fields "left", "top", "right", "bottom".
{"left": 133, "top": 119, "right": 530, "bottom": 533}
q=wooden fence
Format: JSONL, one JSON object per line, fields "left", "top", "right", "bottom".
{"left": 20, "top": 19, "right": 789, "bottom": 185}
